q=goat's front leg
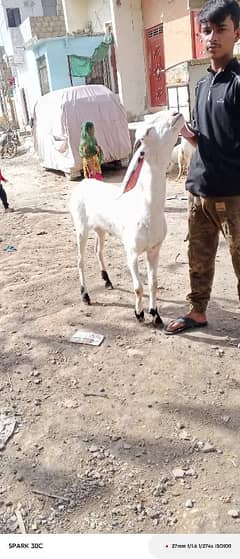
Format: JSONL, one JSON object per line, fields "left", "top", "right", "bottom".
{"left": 146, "top": 244, "right": 163, "bottom": 328}
{"left": 95, "top": 229, "right": 113, "bottom": 289}
{"left": 177, "top": 151, "right": 184, "bottom": 181}
{"left": 77, "top": 233, "right": 91, "bottom": 305}
{"left": 127, "top": 250, "right": 144, "bottom": 322}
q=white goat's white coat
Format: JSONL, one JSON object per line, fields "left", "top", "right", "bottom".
{"left": 70, "top": 111, "right": 184, "bottom": 323}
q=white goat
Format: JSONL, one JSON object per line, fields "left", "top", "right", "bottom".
{"left": 69, "top": 111, "right": 184, "bottom": 325}
{"left": 177, "top": 136, "right": 195, "bottom": 180}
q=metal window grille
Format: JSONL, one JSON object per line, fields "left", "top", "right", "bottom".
{"left": 147, "top": 24, "right": 163, "bottom": 39}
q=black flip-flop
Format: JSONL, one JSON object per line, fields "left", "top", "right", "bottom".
{"left": 164, "top": 316, "right": 208, "bottom": 335}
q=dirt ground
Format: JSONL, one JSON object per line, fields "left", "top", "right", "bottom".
{"left": 1, "top": 149, "right": 240, "bottom": 535}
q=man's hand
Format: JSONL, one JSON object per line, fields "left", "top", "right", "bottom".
{"left": 180, "top": 122, "right": 198, "bottom": 148}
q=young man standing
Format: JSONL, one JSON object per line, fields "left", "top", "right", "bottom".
{"left": 165, "top": 0, "right": 240, "bottom": 335}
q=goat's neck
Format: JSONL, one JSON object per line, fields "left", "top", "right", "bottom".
{"left": 141, "top": 161, "right": 166, "bottom": 208}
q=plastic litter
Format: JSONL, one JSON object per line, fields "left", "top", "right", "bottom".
{"left": 3, "top": 245, "right": 17, "bottom": 252}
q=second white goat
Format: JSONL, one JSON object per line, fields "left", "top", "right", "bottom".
{"left": 177, "top": 136, "right": 196, "bottom": 180}
{"left": 69, "top": 111, "right": 184, "bottom": 325}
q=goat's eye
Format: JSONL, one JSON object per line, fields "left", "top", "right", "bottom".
{"left": 133, "top": 139, "right": 142, "bottom": 153}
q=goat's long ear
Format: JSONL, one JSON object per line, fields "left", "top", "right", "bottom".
{"left": 121, "top": 156, "right": 144, "bottom": 194}
{"left": 118, "top": 144, "right": 144, "bottom": 197}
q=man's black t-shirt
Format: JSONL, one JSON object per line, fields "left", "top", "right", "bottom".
{"left": 186, "top": 58, "right": 240, "bottom": 197}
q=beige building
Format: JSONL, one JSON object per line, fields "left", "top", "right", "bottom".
{"left": 60, "top": 1, "right": 206, "bottom": 118}
{"left": 61, "top": 1, "right": 240, "bottom": 119}
{"left": 142, "top": 0, "right": 239, "bottom": 115}
{"left": 142, "top": 0, "right": 193, "bottom": 68}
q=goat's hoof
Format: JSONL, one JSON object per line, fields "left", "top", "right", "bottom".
{"left": 135, "top": 310, "right": 145, "bottom": 322}
{"left": 82, "top": 292, "right": 91, "bottom": 305}
{"left": 101, "top": 270, "right": 113, "bottom": 289}
{"left": 154, "top": 315, "right": 164, "bottom": 329}
{"left": 150, "top": 308, "right": 164, "bottom": 329}
{"left": 105, "top": 280, "right": 113, "bottom": 290}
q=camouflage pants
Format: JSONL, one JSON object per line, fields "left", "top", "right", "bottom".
{"left": 187, "top": 195, "right": 240, "bottom": 313}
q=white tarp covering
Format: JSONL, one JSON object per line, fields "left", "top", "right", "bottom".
{"left": 33, "top": 84, "right": 131, "bottom": 177}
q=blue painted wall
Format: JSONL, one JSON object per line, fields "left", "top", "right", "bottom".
{"left": 33, "top": 35, "right": 104, "bottom": 90}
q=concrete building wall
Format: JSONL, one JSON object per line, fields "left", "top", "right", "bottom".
{"left": 0, "top": 4, "right": 22, "bottom": 56}
{"left": 61, "top": 0, "right": 88, "bottom": 33}
{"left": 165, "top": 15, "right": 192, "bottom": 67}
{"left": 142, "top": 0, "right": 163, "bottom": 29}
{"left": 14, "top": 48, "right": 41, "bottom": 124}
{"left": 0, "top": 0, "right": 44, "bottom": 125}
{"left": 61, "top": 0, "right": 111, "bottom": 33}
{"left": 20, "top": 14, "right": 66, "bottom": 43}
{"left": 33, "top": 35, "right": 104, "bottom": 91}
{"left": 12, "top": 32, "right": 105, "bottom": 126}
{"left": 0, "top": 3, "right": 12, "bottom": 55}
{"left": 1, "top": 0, "right": 44, "bottom": 20}
{"left": 41, "top": 0, "right": 57, "bottom": 16}
{"left": 56, "top": 0, "right": 63, "bottom": 16}
{"left": 0, "top": 0, "right": 44, "bottom": 56}
{"left": 61, "top": 0, "right": 147, "bottom": 117}
{"left": 87, "top": 0, "right": 111, "bottom": 32}
{"left": 26, "top": 15, "right": 66, "bottom": 39}
{"left": 19, "top": 17, "right": 34, "bottom": 45}
{"left": 142, "top": 0, "right": 193, "bottom": 68}
{"left": 22, "top": 49, "right": 42, "bottom": 112}
{"left": 110, "top": 0, "right": 147, "bottom": 119}
{"left": 188, "top": 58, "right": 209, "bottom": 115}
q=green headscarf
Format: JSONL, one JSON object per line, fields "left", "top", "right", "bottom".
{"left": 79, "top": 121, "right": 103, "bottom": 162}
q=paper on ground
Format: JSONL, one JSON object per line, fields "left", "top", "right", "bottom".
{"left": 70, "top": 330, "right": 105, "bottom": 346}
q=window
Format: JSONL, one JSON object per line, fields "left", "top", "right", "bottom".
{"left": 168, "top": 85, "right": 190, "bottom": 123}
{"left": 37, "top": 56, "right": 50, "bottom": 96}
{"left": 6, "top": 8, "right": 21, "bottom": 28}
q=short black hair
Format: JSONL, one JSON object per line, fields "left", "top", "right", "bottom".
{"left": 198, "top": 0, "right": 240, "bottom": 29}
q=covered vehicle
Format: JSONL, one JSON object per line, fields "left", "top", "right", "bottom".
{"left": 33, "top": 84, "right": 131, "bottom": 179}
